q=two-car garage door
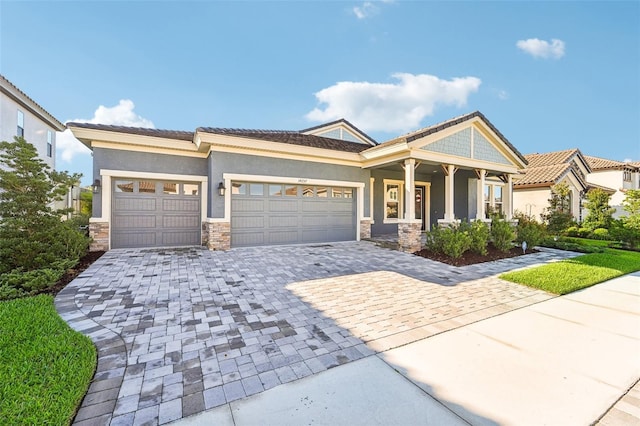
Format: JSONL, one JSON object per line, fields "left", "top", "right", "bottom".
{"left": 110, "top": 179, "right": 357, "bottom": 249}
{"left": 111, "top": 179, "right": 201, "bottom": 249}
{"left": 230, "top": 181, "right": 357, "bottom": 247}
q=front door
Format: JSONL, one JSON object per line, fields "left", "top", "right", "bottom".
{"left": 415, "top": 186, "right": 426, "bottom": 231}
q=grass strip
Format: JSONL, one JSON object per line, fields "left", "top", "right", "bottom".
{"left": 0, "top": 295, "right": 96, "bottom": 425}
{"left": 500, "top": 249, "right": 640, "bottom": 295}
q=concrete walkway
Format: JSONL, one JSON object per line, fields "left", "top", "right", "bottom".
{"left": 172, "top": 271, "right": 640, "bottom": 426}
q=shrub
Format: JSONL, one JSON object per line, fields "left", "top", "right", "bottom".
{"left": 440, "top": 226, "right": 471, "bottom": 258}
{"left": 590, "top": 228, "right": 610, "bottom": 240}
{"left": 582, "top": 189, "right": 615, "bottom": 231}
{"left": 491, "top": 219, "right": 516, "bottom": 252}
{"left": 0, "top": 137, "right": 89, "bottom": 296}
{"left": 610, "top": 219, "right": 640, "bottom": 249}
{"left": 469, "top": 220, "right": 489, "bottom": 255}
{"left": 565, "top": 226, "right": 589, "bottom": 238}
{"left": 515, "top": 214, "right": 546, "bottom": 249}
{"left": 425, "top": 224, "right": 444, "bottom": 254}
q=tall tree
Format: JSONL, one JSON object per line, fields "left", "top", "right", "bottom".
{"left": 542, "top": 182, "right": 574, "bottom": 232}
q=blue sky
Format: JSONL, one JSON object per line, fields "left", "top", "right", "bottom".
{"left": 1, "top": 1, "right": 638, "bottom": 186}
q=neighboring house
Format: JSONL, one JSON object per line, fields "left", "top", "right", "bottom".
{"left": 513, "top": 149, "right": 594, "bottom": 221}
{"left": 584, "top": 156, "right": 640, "bottom": 218}
{"left": 68, "top": 111, "right": 528, "bottom": 252}
{"left": 0, "top": 74, "right": 64, "bottom": 170}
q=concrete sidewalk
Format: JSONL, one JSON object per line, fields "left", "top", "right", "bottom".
{"left": 171, "top": 272, "right": 640, "bottom": 426}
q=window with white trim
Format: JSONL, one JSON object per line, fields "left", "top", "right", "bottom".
{"left": 384, "top": 180, "right": 403, "bottom": 221}
{"left": 17, "top": 110, "right": 24, "bottom": 137}
{"left": 484, "top": 182, "right": 504, "bottom": 217}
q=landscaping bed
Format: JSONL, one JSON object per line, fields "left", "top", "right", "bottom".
{"left": 37, "top": 250, "right": 105, "bottom": 296}
{"left": 415, "top": 244, "right": 538, "bottom": 266}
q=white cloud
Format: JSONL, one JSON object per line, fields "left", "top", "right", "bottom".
{"left": 516, "top": 38, "right": 565, "bottom": 59}
{"left": 57, "top": 99, "right": 154, "bottom": 163}
{"left": 306, "top": 73, "right": 481, "bottom": 133}
{"left": 353, "top": 1, "right": 378, "bottom": 19}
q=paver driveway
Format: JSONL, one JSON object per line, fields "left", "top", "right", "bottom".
{"left": 55, "top": 241, "right": 578, "bottom": 425}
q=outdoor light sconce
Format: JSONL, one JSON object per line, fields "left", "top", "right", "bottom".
{"left": 217, "top": 182, "right": 226, "bottom": 196}
{"left": 92, "top": 179, "right": 101, "bottom": 194}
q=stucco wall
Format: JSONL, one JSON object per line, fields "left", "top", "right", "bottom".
{"left": 0, "top": 94, "right": 56, "bottom": 169}
{"left": 92, "top": 147, "right": 208, "bottom": 217}
{"left": 513, "top": 187, "right": 550, "bottom": 221}
{"left": 208, "top": 151, "right": 371, "bottom": 219}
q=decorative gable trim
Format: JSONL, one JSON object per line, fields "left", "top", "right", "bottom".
{"left": 301, "top": 119, "right": 377, "bottom": 146}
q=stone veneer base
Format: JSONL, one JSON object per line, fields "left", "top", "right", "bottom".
{"left": 203, "top": 221, "right": 230, "bottom": 250}
{"left": 89, "top": 221, "right": 109, "bottom": 252}
{"left": 398, "top": 221, "right": 422, "bottom": 253}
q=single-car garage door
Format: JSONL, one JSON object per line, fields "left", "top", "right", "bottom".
{"left": 231, "top": 182, "right": 356, "bottom": 247}
{"left": 112, "top": 179, "right": 201, "bottom": 249}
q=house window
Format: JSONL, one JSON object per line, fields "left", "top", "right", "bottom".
{"left": 384, "top": 181, "right": 402, "bottom": 221}
{"left": 623, "top": 170, "right": 632, "bottom": 182}
{"left": 17, "top": 110, "right": 24, "bottom": 137}
{"left": 47, "top": 130, "right": 53, "bottom": 157}
{"left": 484, "top": 183, "right": 504, "bottom": 217}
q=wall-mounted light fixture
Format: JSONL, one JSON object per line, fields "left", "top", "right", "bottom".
{"left": 217, "top": 182, "right": 226, "bottom": 196}
{"left": 92, "top": 179, "right": 101, "bottom": 194}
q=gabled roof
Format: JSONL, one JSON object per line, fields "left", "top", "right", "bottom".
{"left": 300, "top": 118, "right": 377, "bottom": 146}
{"left": 66, "top": 122, "right": 194, "bottom": 141}
{"left": 369, "top": 111, "right": 527, "bottom": 165}
{"left": 585, "top": 155, "right": 639, "bottom": 171}
{"left": 197, "top": 127, "right": 370, "bottom": 153}
{"left": 586, "top": 182, "right": 616, "bottom": 194}
{"left": 524, "top": 149, "right": 582, "bottom": 168}
{"left": 514, "top": 163, "right": 573, "bottom": 188}
{"left": 1, "top": 74, "right": 65, "bottom": 131}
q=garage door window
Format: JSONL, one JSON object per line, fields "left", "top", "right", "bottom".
{"left": 285, "top": 185, "right": 297, "bottom": 196}
{"left": 232, "top": 183, "right": 246, "bottom": 195}
{"left": 115, "top": 180, "right": 134, "bottom": 193}
{"left": 139, "top": 181, "right": 156, "bottom": 194}
{"left": 317, "top": 187, "right": 328, "bottom": 198}
{"left": 249, "top": 184, "right": 264, "bottom": 196}
{"left": 269, "top": 184, "right": 282, "bottom": 196}
{"left": 163, "top": 183, "right": 179, "bottom": 195}
{"left": 184, "top": 184, "right": 199, "bottom": 196}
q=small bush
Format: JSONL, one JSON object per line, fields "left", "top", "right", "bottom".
{"left": 515, "top": 214, "right": 546, "bottom": 249}
{"left": 469, "top": 220, "right": 489, "bottom": 255}
{"left": 440, "top": 226, "right": 471, "bottom": 259}
{"left": 491, "top": 219, "right": 516, "bottom": 252}
{"left": 565, "top": 226, "right": 589, "bottom": 238}
{"left": 590, "top": 228, "right": 610, "bottom": 240}
{"left": 425, "top": 225, "right": 444, "bottom": 254}
{"left": 0, "top": 268, "right": 66, "bottom": 295}
{"left": 610, "top": 220, "right": 640, "bottom": 249}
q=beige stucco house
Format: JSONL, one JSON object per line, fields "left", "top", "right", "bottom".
{"left": 584, "top": 156, "right": 640, "bottom": 218}
{"left": 513, "top": 148, "right": 638, "bottom": 223}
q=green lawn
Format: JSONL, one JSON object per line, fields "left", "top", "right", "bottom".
{"left": 501, "top": 249, "right": 640, "bottom": 295}
{"left": 0, "top": 295, "right": 96, "bottom": 425}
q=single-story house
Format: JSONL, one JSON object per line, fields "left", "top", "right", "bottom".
{"left": 68, "top": 111, "right": 528, "bottom": 252}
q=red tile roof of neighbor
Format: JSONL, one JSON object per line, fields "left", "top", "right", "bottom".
{"left": 585, "top": 155, "right": 639, "bottom": 171}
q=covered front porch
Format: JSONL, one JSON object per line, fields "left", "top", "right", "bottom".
{"left": 359, "top": 112, "right": 527, "bottom": 252}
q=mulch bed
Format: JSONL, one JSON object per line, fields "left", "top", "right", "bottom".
{"left": 39, "top": 251, "right": 105, "bottom": 296}
{"left": 414, "top": 244, "right": 538, "bottom": 267}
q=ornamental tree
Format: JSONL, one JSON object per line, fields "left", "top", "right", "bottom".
{"left": 0, "top": 137, "right": 88, "bottom": 275}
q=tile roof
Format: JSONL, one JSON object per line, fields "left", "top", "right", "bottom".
{"left": 197, "top": 127, "right": 370, "bottom": 153}
{"left": 300, "top": 118, "right": 378, "bottom": 146}
{"left": 368, "top": 111, "right": 527, "bottom": 165}
{"left": 514, "top": 163, "right": 572, "bottom": 188}
{"left": 584, "top": 155, "right": 638, "bottom": 171}
{"left": 523, "top": 149, "right": 581, "bottom": 168}
{"left": 66, "top": 122, "right": 194, "bottom": 141}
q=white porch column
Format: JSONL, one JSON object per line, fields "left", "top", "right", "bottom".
{"left": 476, "top": 169, "right": 486, "bottom": 220}
{"left": 505, "top": 173, "right": 513, "bottom": 220}
{"left": 404, "top": 158, "right": 416, "bottom": 220}
{"left": 443, "top": 164, "right": 457, "bottom": 221}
